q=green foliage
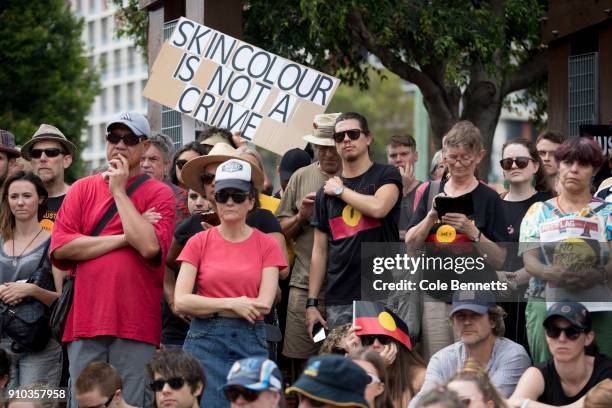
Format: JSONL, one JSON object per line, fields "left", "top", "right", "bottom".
{"left": 0, "top": 0, "right": 99, "bottom": 181}
{"left": 112, "top": 0, "right": 148, "bottom": 59}
{"left": 327, "top": 69, "right": 415, "bottom": 162}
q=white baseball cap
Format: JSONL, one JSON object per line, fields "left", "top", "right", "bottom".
{"left": 215, "top": 159, "right": 253, "bottom": 192}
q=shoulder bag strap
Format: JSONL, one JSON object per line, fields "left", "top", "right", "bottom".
{"left": 426, "top": 181, "right": 441, "bottom": 213}
{"left": 90, "top": 174, "right": 150, "bottom": 237}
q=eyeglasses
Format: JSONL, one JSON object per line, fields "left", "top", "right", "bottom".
{"left": 360, "top": 334, "right": 393, "bottom": 346}
{"left": 214, "top": 190, "right": 249, "bottom": 204}
{"left": 332, "top": 129, "right": 364, "bottom": 143}
{"left": 367, "top": 373, "right": 381, "bottom": 385}
{"left": 78, "top": 393, "right": 115, "bottom": 408}
{"left": 224, "top": 387, "right": 260, "bottom": 402}
{"left": 106, "top": 132, "right": 145, "bottom": 146}
{"left": 176, "top": 159, "right": 189, "bottom": 170}
{"left": 444, "top": 155, "right": 475, "bottom": 166}
{"left": 545, "top": 325, "right": 584, "bottom": 341}
{"left": 30, "top": 148, "right": 64, "bottom": 158}
{"left": 499, "top": 157, "right": 534, "bottom": 171}
{"left": 201, "top": 173, "right": 215, "bottom": 185}
{"left": 298, "top": 394, "right": 325, "bottom": 407}
{"left": 149, "top": 377, "right": 186, "bottom": 392}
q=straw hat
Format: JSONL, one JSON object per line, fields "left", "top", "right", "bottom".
{"left": 21, "top": 124, "right": 76, "bottom": 160}
{"left": 182, "top": 143, "right": 264, "bottom": 196}
{"left": 303, "top": 113, "right": 341, "bottom": 146}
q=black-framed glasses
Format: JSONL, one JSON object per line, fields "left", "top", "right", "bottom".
{"left": 499, "top": 157, "right": 534, "bottom": 171}
{"left": 360, "top": 334, "right": 393, "bottom": 346}
{"left": 214, "top": 190, "right": 249, "bottom": 204}
{"left": 200, "top": 173, "right": 215, "bottom": 185}
{"left": 297, "top": 394, "right": 325, "bottom": 407}
{"left": 106, "top": 132, "right": 144, "bottom": 146}
{"left": 224, "top": 387, "right": 260, "bottom": 402}
{"left": 30, "top": 148, "right": 64, "bottom": 158}
{"left": 176, "top": 159, "right": 189, "bottom": 170}
{"left": 332, "top": 129, "right": 363, "bottom": 143}
{"left": 149, "top": 377, "right": 186, "bottom": 392}
{"left": 545, "top": 325, "right": 584, "bottom": 341}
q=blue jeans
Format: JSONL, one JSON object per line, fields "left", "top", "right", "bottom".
{"left": 183, "top": 317, "right": 268, "bottom": 408}
{"left": 1, "top": 337, "right": 62, "bottom": 389}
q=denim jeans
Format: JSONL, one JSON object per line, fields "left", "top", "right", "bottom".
{"left": 183, "top": 317, "right": 267, "bottom": 408}
{"left": 1, "top": 337, "right": 62, "bottom": 389}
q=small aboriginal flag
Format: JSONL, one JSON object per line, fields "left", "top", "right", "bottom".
{"left": 353, "top": 301, "right": 412, "bottom": 350}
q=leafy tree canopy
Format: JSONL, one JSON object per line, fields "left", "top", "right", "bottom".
{"left": 0, "top": 0, "right": 99, "bottom": 180}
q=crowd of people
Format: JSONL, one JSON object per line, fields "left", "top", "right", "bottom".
{"left": 0, "top": 108, "right": 611, "bottom": 408}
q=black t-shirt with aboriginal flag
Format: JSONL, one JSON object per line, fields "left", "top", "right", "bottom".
{"left": 407, "top": 180, "right": 509, "bottom": 297}
{"left": 313, "top": 162, "right": 402, "bottom": 306}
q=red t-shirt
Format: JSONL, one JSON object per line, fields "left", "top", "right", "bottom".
{"left": 50, "top": 174, "right": 176, "bottom": 346}
{"left": 177, "top": 227, "right": 287, "bottom": 318}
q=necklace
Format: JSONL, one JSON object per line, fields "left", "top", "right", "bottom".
{"left": 11, "top": 227, "right": 44, "bottom": 267}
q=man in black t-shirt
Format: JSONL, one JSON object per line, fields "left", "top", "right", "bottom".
{"left": 21, "top": 124, "right": 76, "bottom": 232}
{"left": 306, "top": 112, "right": 402, "bottom": 331}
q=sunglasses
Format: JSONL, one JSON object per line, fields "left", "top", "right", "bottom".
{"left": 149, "top": 377, "right": 186, "bottom": 392}
{"left": 106, "top": 132, "right": 144, "bottom": 146}
{"left": 30, "top": 148, "right": 64, "bottom": 159}
{"left": 201, "top": 173, "right": 215, "bottom": 185}
{"left": 298, "top": 394, "right": 325, "bottom": 407}
{"left": 215, "top": 190, "right": 249, "bottom": 204}
{"left": 361, "top": 334, "right": 393, "bottom": 346}
{"left": 367, "top": 373, "right": 381, "bottom": 385}
{"left": 78, "top": 394, "right": 114, "bottom": 408}
{"left": 545, "top": 325, "right": 584, "bottom": 341}
{"left": 176, "top": 159, "right": 189, "bottom": 170}
{"left": 224, "top": 387, "right": 260, "bottom": 402}
{"left": 499, "top": 156, "right": 534, "bottom": 171}
{"left": 332, "top": 129, "right": 363, "bottom": 143}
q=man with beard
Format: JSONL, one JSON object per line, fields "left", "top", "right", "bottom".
{"left": 21, "top": 124, "right": 76, "bottom": 232}
{"left": 0, "top": 129, "right": 20, "bottom": 194}
{"left": 306, "top": 112, "right": 402, "bottom": 331}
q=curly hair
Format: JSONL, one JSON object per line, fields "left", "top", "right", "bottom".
{"left": 447, "top": 358, "right": 507, "bottom": 408}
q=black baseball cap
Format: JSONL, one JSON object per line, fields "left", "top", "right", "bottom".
{"left": 279, "top": 148, "right": 311, "bottom": 183}
{"left": 544, "top": 301, "right": 591, "bottom": 330}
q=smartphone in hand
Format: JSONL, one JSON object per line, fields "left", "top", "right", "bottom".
{"left": 312, "top": 322, "right": 327, "bottom": 343}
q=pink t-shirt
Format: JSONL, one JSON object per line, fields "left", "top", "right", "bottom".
{"left": 50, "top": 174, "right": 176, "bottom": 346}
{"left": 177, "top": 227, "right": 286, "bottom": 309}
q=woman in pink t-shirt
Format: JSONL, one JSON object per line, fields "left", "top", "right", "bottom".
{"left": 175, "top": 159, "right": 287, "bottom": 408}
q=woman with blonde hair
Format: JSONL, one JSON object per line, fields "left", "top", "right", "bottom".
{"left": 349, "top": 347, "right": 394, "bottom": 408}
{"left": 446, "top": 358, "right": 507, "bottom": 408}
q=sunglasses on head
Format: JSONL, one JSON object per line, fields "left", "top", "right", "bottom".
{"left": 332, "top": 129, "right": 363, "bottom": 143}
{"left": 224, "top": 387, "right": 260, "bottom": 403}
{"left": 176, "top": 159, "right": 189, "bottom": 170}
{"left": 545, "top": 325, "right": 584, "bottom": 341}
{"left": 149, "top": 377, "right": 186, "bottom": 392}
{"left": 499, "top": 156, "right": 533, "bottom": 171}
{"left": 361, "top": 334, "right": 393, "bottom": 346}
{"left": 215, "top": 190, "right": 249, "bottom": 204}
{"left": 106, "top": 132, "right": 144, "bottom": 146}
{"left": 200, "top": 173, "right": 215, "bottom": 185}
{"left": 30, "top": 148, "right": 64, "bottom": 159}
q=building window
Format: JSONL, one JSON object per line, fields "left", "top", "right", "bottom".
{"left": 99, "top": 53, "right": 108, "bottom": 80}
{"left": 114, "top": 49, "right": 122, "bottom": 77}
{"left": 99, "top": 124, "right": 106, "bottom": 149}
{"left": 75, "top": 0, "right": 81, "bottom": 13}
{"left": 568, "top": 52, "right": 599, "bottom": 137}
{"left": 114, "top": 85, "right": 121, "bottom": 111}
{"left": 141, "top": 79, "right": 148, "bottom": 109}
{"left": 127, "top": 47, "right": 135, "bottom": 74}
{"left": 87, "top": 21, "right": 95, "bottom": 47}
{"left": 127, "top": 82, "right": 135, "bottom": 110}
{"left": 101, "top": 18, "right": 108, "bottom": 45}
{"left": 89, "top": 0, "right": 96, "bottom": 13}
{"left": 100, "top": 88, "right": 108, "bottom": 115}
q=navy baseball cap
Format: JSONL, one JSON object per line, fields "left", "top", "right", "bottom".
{"left": 449, "top": 290, "right": 497, "bottom": 316}
{"left": 286, "top": 355, "right": 369, "bottom": 408}
{"left": 222, "top": 357, "right": 282, "bottom": 392}
{"left": 544, "top": 301, "right": 591, "bottom": 330}
{"left": 279, "top": 148, "right": 311, "bottom": 183}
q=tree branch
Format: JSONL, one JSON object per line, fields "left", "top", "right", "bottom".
{"left": 503, "top": 49, "right": 548, "bottom": 95}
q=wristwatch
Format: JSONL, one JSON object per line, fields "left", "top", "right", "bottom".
{"left": 306, "top": 298, "right": 319, "bottom": 309}
{"left": 334, "top": 185, "right": 344, "bottom": 196}
{"left": 472, "top": 230, "right": 482, "bottom": 242}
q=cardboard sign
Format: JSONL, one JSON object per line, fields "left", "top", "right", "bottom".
{"left": 144, "top": 17, "right": 340, "bottom": 155}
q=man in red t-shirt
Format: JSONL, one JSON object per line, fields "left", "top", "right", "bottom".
{"left": 51, "top": 112, "right": 176, "bottom": 408}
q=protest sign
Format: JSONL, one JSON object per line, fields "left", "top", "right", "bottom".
{"left": 144, "top": 17, "right": 340, "bottom": 155}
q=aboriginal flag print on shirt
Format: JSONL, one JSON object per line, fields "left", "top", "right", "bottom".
{"left": 313, "top": 163, "right": 402, "bottom": 306}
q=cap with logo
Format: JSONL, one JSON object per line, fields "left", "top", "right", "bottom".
{"left": 181, "top": 143, "right": 264, "bottom": 197}
{"left": 544, "top": 301, "right": 591, "bottom": 330}
{"left": 222, "top": 357, "right": 282, "bottom": 392}
{"left": 215, "top": 159, "right": 254, "bottom": 192}
{"left": 303, "top": 113, "right": 341, "bottom": 147}
{"left": 449, "top": 290, "right": 497, "bottom": 316}
{"left": 0, "top": 130, "right": 21, "bottom": 158}
{"left": 279, "top": 148, "right": 311, "bottom": 183}
{"left": 107, "top": 112, "right": 151, "bottom": 138}
{"left": 286, "top": 355, "right": 369, "bottom": 408}
{"left": 21, "top": 124, "right": 77, "bottom": 160}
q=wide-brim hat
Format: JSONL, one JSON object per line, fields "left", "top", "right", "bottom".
{"left": 0, "top": 130, "right": 21, "bottom": 158}
{"left": 303, "top": 113, "right": 341, "bottom": 147}
{"left": 21, "top": 124, "right": 76, "bottom": 160}
{"left": 182, "top": 143, "right": 264, "bottom": 196}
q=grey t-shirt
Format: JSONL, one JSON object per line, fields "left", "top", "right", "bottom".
{"left": 0, "top": 236, "right": 50, "bottom": 284}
